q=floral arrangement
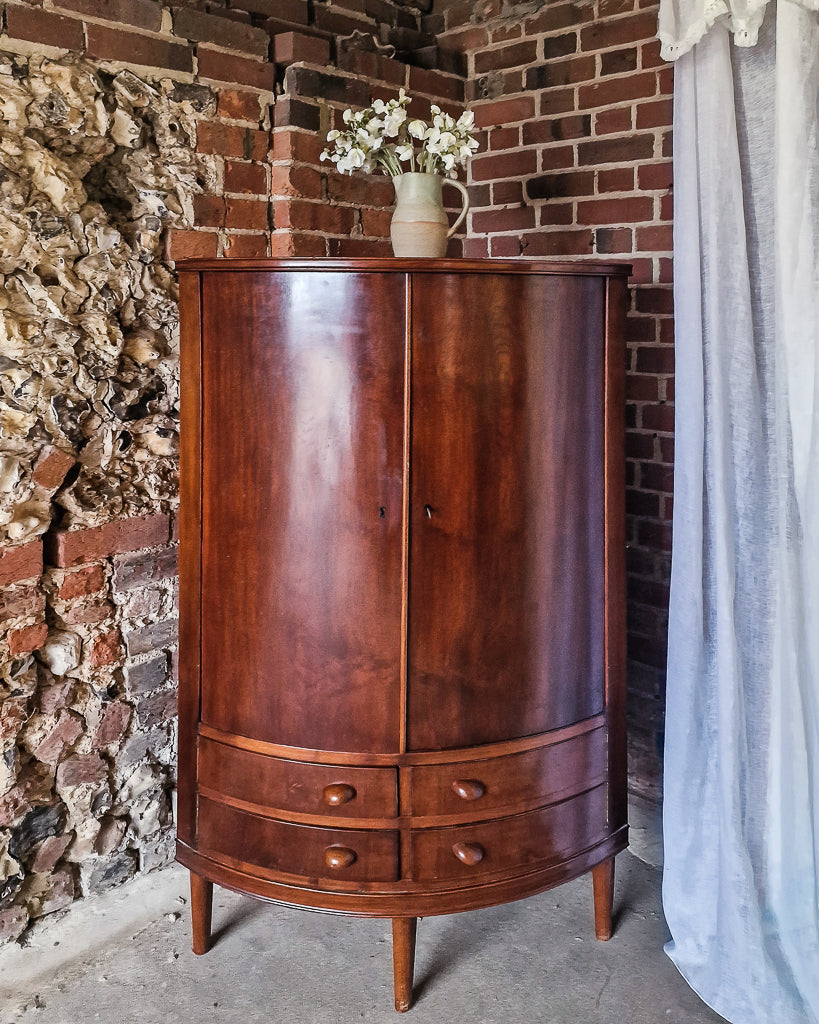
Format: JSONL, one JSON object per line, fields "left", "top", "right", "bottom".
{"left": 320, "top": 89, "right": 479, "bottom": 179}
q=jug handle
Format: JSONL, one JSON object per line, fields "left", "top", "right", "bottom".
{"left": 445, "top": 179, "right": 470, "bottom": 238}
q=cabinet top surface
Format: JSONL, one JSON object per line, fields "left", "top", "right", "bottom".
{"left": 176, "top": 257, "right": 631, "bottom": 277}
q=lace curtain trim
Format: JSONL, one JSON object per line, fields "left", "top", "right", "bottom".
{"left": 658, "top": 0, "right": 819, "bottom": 59}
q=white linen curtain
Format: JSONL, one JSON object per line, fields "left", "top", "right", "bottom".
{"left": 659, "top": 1, "right": 819, "bottom": 1021}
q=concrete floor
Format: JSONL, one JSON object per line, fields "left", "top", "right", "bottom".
{"left": 0, "top": 798, "right": 725, "bottom": 1024}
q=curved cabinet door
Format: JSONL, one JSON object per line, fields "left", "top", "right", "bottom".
{"left": 407, "top": 272, "right": 606, "bottom": 750}
{"left": 199, "top": 271, "right": 405, "bottom": 753}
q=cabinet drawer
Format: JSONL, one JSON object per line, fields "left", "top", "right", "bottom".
{"left": 410, "top": 727, "right": 606, "bottom": 819}
{"left": 198, "top": 737, "right": 398, "bottom": 819}
{"left": 198, "top": 796, "right": 400, "bottom": 882}
{"left": 411, "top": 784, "right": 607, "bottom": 882}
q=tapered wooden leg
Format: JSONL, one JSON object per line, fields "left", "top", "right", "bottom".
{"left": 592, "top": 858, "right": 615, "bottom": 941}
{"left": 190, "top": 872, "right": 213, "bottom": 955}
{"left": 392, "top": 917, "right": 417, "bottom": 1013}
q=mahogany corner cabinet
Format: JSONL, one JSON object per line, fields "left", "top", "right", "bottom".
{"left": 176, "top": 258, "right": 630, "bottom": 1012}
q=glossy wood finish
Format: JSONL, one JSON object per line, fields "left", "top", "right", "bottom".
{"left": 199, "top": 271, "right": 405, "bottom": 753}
{"left": 392, "top": 918, "right": 417, "bottom": 1012}
{"left": 592, "top": 857, "right": 615, "bottom": 941}
{"left": 198, "top": 796, "right": 401, "bottom": 883}
{"left": 190, "top": 872, "right": 213, "bottom": 956}
{"left": 177, "top": 259, "right": 630, "bottom": 1011}
{"left": 411, "top": 786, "right": 607, "bottom": 883}
{"left": 408, "top": 726, "right": 606, "bottom": 821}
{"left": 198, "top": 738, "right": 398, "bottom": 820}
{"left": 408, "top": 273, "right": 605, "bottom": 749}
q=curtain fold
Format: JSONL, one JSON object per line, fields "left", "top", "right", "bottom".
{"left": 662, "top": 3, "right": 819, "bottom": 1022}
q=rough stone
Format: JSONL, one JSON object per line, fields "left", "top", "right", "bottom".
{"left": 8, "top": 621, "right": 48, "bottom": 658}
{"left": 0, "top": 905, "right": 27, "bottom": 945}
{"left": 93, "top": 701, "right": 132, "bottom": 749}
{"left": 93, "top": 817, "right": 126, "bottom": 858}
{"left": 124, "top": 617, "right": 177, "bottom": 658}
{"left": 122, "top": 653, "right": 168, "bottom": 696}
{"left": 30, "top": 711, "right": 84, "bottom": 765}
{"left": 85, "top": 850, "right": 137, "bottom": 895}
{"left": 55, "top": 753, "right": 107, "bottom": 791}
{"left": 8, "top": 803, "right": 67, "bottom": 862}
{"left": 21, "top": 867, "right": 74, "bottom": 918}
{"left": 111, "top": 546, "right": 178, "bottom": 592}
{"left": 37, "top": 630, "right": 82, "bottom": 676}
{"left": 29, "top": 833, "right": 72, "bottom": 873}
{"left": 135, "top": 688, "right": 176, "bottom": 728}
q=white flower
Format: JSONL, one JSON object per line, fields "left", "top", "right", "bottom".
{"left": 342, "top": 108, "right": 353, "bottom": 124}
{"left": 383, "top": 108, "right": 407, "bottom": 136}
{"left": 395, "top": 143, "right": 414, "bottom": 161}
{"left": 407, "top": 119, "right": 428, "bottom": 140}
{"left": 457, "top": 110, "right": 475, "bottom": 131}
{"left": 372, "top": 98, "right": 386, "bottom": 113}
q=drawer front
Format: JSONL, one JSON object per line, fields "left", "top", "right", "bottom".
{"left": 411, "top": 784, "right": 607, "bottom": 882}
{"left": 198, "top": 797, "right": 400, "bottom": 882}
{"left": 410, "top": 727, "right": 606, "bottom": 819}
{"left": 198, "top": 737, "right": 398, "bottom": 819}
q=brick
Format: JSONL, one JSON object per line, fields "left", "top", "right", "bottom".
{"left": 90, "top": 628, "right": 122, "bottom": 667}
{"left": 594, "top": 107, "right": 633, "bottom": 135}
{"left": 33, "top": 711, "right": 84, "bottom": 765}
{"left": 123, "top": 654, "right": 169, "bottom": 696}
{"left": 58, "top": 597, "right": 114, "bottom": 627}
{"left": 271, "top": 129, "right": 325, "bottom": 166}
{"left": 270, "top": 29, "right": 329, "bottom": 67}
{"left": 471, "top": 206, "right": 536, "bottom": 233}
{"left": 578, "top": 134, "right": 655, "bottom": 165}
{"left": 439, "top": 24, "right": 489, "bottom": 52}
{"left": 638, "top": 161, "right": 672, "bottom": 191}
{"left": 490, "top": 180, "right": 521, "bottom": 205}
{"left": 275, "top": 199, "right": 356, "bottom": 235}
{"left": 577, "top": 196, "right": 654, "bottom": 224}
{"left": 5, "top": 6, "right": 84, "bottom": 50}
{"left": 168, "top": 229, "right": 219, "bottom": 261}
{"left": 31, "top": 447, "right": 75, "bottom": 492}
{"left": 56, "top": 753, "right": 107, "bottom": 790}
{"left": 125, "top": 617, "right": 177, "bottom": 658}
{"left": 46, "top": 515, "right": 170, "bottom": 569}
{"left": 314, "top": 5, "right": 374, "bottom": 36}
{"left": 472, "top": 96, "right": 535, "bottom": 130}
{"left": 173, "top": 7, "right": 269, "bottom": 57}
{"left": 527, "top": 170, "right": 594, "bottom": 201}
{"left": 636, "top": 98, "right": 674, "bottom": 130}
{"left": 520, "top": 229, "right": 594, "bottom": 256}
{"left": 540, "top": 202, "right": 574, "bottom": 226}
{"left": 224, "top": 160, "right": 267, "bottom": 194}
{"left": 636, "top": 225, "right": 673, "bottom": 252}
{"left": 524, "top": 2, "right": 592, "bottom": 34}
{"left": 531, "top": 55, "right": 598, "bottom": 96}
{"left": 196, "top": 121, "right": 247, "bottom": 158}
{"left": 470, "top": 149, "right": 538, "bottom": 182}
{"left": 325, "top": 173, "right": 395, "bottom": 208}
{"left": 489, "top": 235, "right": 523, "bottom": 256}
{"left": 8, "top": 621, "right": 48, "bottom": 658}
{"left": 0, "top": 540, "right": 42, "bottom": 586}
{"left": 197, "top": 47, "right": 276, "bottom": 92}
{"left": 522, "top": 115, "right": 590, "bottom": 146}
{"left": 85, "top": 25, "right": 193, "bottom": 72}
{"left": 193, "top": 194, "right": 226, "bottom": 228}
{"left": 360, "top": 207, "right": 392, "bottom": 238}
{"left": 635, "top": 287, "right": 674, "bottom": 315}
{"left": 539, "top": 87, "right": 576, "bottom": 116}
{"left": 273, "top": 95, "right": 321, "bottom": 132}
{"left": 600, "top": 46, "right": 640, "bottom": 76}
{"left": 217, "top": 89, "right": 265, "bottom": 123}
{"left": 224, "top": 233, "right": 268, "bottom": 257}
{"left": 55, "top": 564, "right": 106, "bottom": 601}
{"left": 270, "top": 162, "right": 324, "bottom": 199}
{"left": 579, "top": 72, "right": 658, "bottom": 109}
{"left": 580, "top": 12, "right": 659, "bottom": 51}
{"left": 338, "top": 48, "right": 407, "bottom": 87}
{"left": 596, "top": 226, "right": 635, "bottom": 253}
{"left": 225, "top": 197, "right": 269, "bottom": 230}
{"left": 245, "top": 0, "right": 309, "bottom": 19}
{"left": 408, "top": 65, "right": 465, "bottom": 102}
{"left": 53, "top": 0, "right": 162, "bottom": 32}
{"left": 474, "top": 40, "right": 538, "bottom": 74}
{"left": 598, "top": 167, "right": 635, "bottom": 191}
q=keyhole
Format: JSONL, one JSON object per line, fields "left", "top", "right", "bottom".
{"left": 424, "top": 505, "right": 433, "bottom": 518}
{"left": 379, "top": 507, "right": 386, "bottom": 518}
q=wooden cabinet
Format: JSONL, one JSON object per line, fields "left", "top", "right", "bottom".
{"left": 176, "top": 258, "right": 629, "bottom": 1012}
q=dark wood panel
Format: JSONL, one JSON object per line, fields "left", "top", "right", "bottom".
{"left": 198, "top": 738, "right": 398, "bottom": 819}
{"left": 177, "top": 270, "right": 203, "bottom": 847}
{"left": 407, "top": 273, "right": 607, "bottom": 750}
{"left": 199, "top": 271, "right": 406, "bottom": 753}
{"left": 411, "top": 785, "right": 608, "bottom": 883}
{"left": 409, "top": 727, "right": 606, "bottom": 819}
{"left": 197, "top": 796, "right": 400, "bottom": 883}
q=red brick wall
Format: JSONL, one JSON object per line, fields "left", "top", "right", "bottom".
{"left": 432, "top": 0, "right": 673, "bottom": 793}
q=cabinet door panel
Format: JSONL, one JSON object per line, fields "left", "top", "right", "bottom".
{"left": 407, "top": 273, "right": 605, "bottom": 750}
{"left": 200, "top": 271, "right": 405, "bottom": 753}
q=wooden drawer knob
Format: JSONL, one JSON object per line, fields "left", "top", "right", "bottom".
{"left": 452, "top": 779, "right": 486, "bottom": 802}
{"left": 324, "top": 846, "right": 357, "bottom": 870}
{"left": 323, "top": 783, "right": 356, "bottom": 807}
{"left": 452, "top": 841, "right": 485, "bottom": 866}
